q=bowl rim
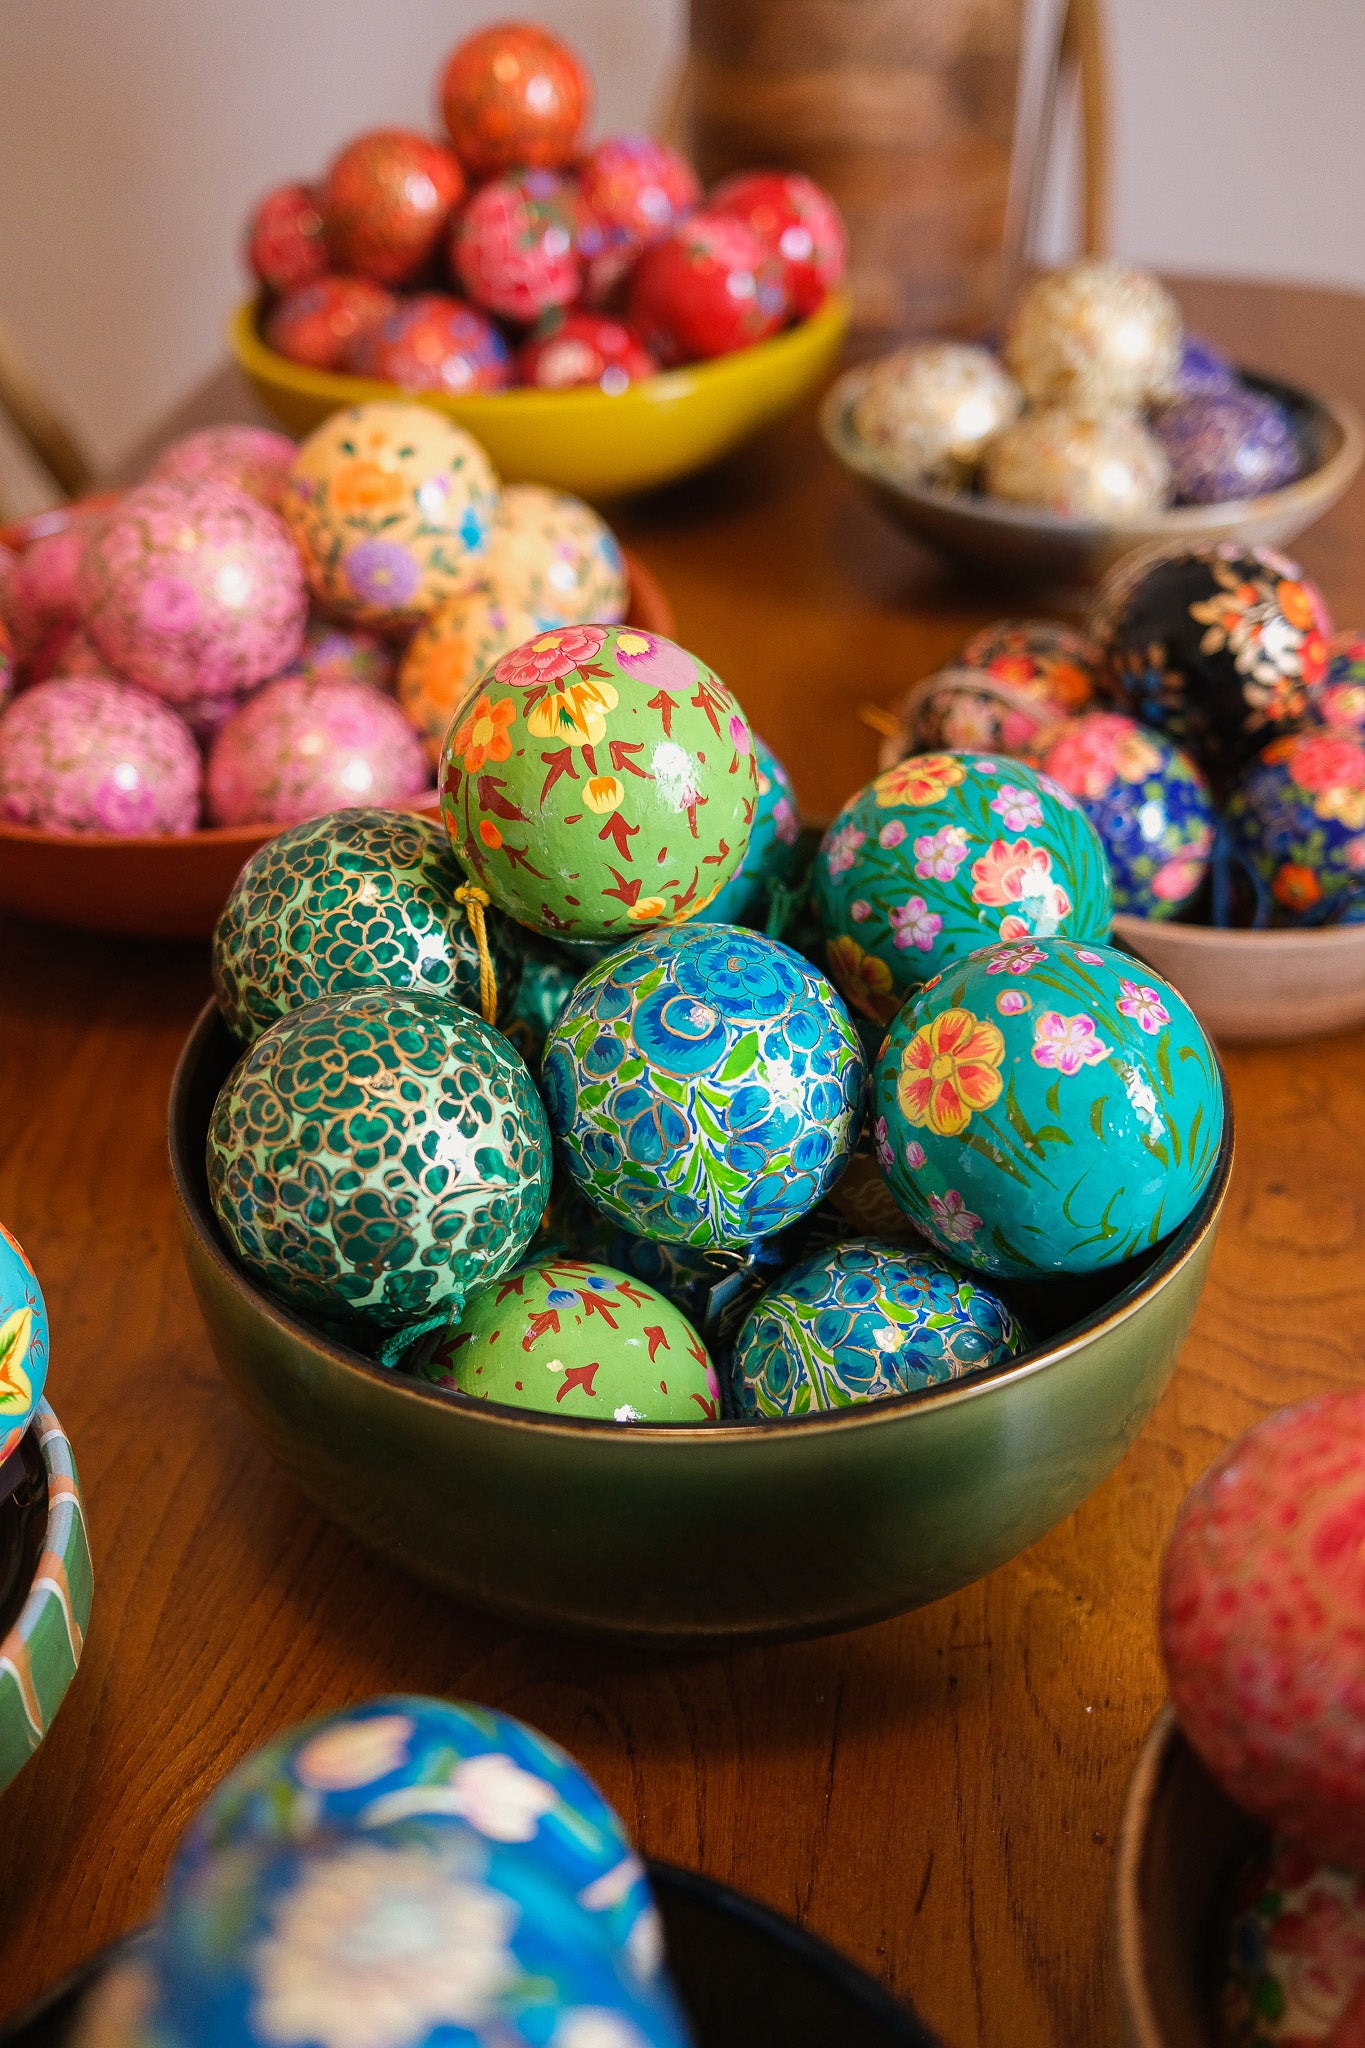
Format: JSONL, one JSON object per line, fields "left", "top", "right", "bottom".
{"left": 1112, "top": 908, "right": 1365, "bottom": 952}
{"left": 0, "top": 1403, "right": 88, "bottom": 1733}
{"left": 818, "top": 358, "right": 1365, "bottom": 538}
{"left": 169, "top": 998, "right": 1235, "bottom": 1447}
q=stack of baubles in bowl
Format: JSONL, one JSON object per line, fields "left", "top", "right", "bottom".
{"left": 874, "top": 541, "right": 1365, "bottom": 1041}
{"left": 232, "top": 21, "right": 849, "bottom": 495}
{"left": 0, "top": 400, "right": 670, "bottom": 939}
{"left": 170, "top": 607, "right": 1230, "bottom": 1643}
{"left": 821, "top": 259, "right": 1362, "bottom": 583}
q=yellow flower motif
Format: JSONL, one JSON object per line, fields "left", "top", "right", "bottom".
{"left": 525, "top": 676, "right": 619, "bottom": 747}
{"left": 0, "top": 1305, "right": 33, "bottom": 1413}
{"left": 614, "top": 630, "right": 651, "bottom": 657}
{"left": 628, "top": 894, "right": 668, "bottom": 921}
{"left": 1315, "top": 784, "right": 1365, "bottom": 830}
{"left": 582, "top": 775, "right": 624, "bottom": 814}
{"left": 826, "top": 934, "right": 900, "bottom": 1023}
{"left": 897, "top": 1008, "right": 1005, "bottom": 1136}
{"left": 874, "top": 754, "right": 967, "bottom": 809}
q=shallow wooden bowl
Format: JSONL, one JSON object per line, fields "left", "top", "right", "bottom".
{"left": 0, "top": 550, "right": 673, "bottom": 942}
{"left": 0, "top": 1405, "right": 92, "bottom": 1799}
{"left": 821, "top": 364, "right": 1364, "bottom": 585}
{"left": 1112, "top": 912, "right": 1365, "bottom": 1044}
{"left": 169, "top": 1004, "right": 1234, "bottom": 1646}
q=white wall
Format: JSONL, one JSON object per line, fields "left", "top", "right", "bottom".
{"left": 0, "top": 0, "right": 1361, "bottom": 513}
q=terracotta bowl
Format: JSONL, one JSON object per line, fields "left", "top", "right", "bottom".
{"left": 1111, "top": 912, "right": 1365, "bottom": 1044}
{"left": 821, "top": 364, "right": 1364, "bottom": 586}
{"left": 0, "top": 544, "right": 673, "bottom": 942}
{"left": 1115, "top": 1708, "right": 1261, "bottom": 2048}
{"left": 169, "top": 1005, "right": 1234, "bottom": 1646}
{"left": 0, "top": 1405, "right": 93, "bottom": 1799}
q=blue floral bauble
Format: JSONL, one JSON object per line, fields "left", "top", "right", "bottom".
{"left": 698, "top": 736, "right": 802, "bottom": 926}
{"left": 1026, "top": 712, "right": 1216, "bottom": 918}
{"left": 730, "top": 1238, "right": 1026, "bottom": 1418}
{"left": 873, "top": 937, "right": 1223, "bottom": 1278}
{"left": 542, "top": 924, "right": 865, "bottom": 1247}
{"left": 1225, "top": 730, "right": 1365, "bottom": 923}
{"left": 0, "top": 1223, "right": 47, "bottom": 1466}
{"left": 1307, "top": 633, "right": 1365, "bottom": 738}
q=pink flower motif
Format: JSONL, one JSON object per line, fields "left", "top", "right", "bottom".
{"left": 140, "top": 574, "right": 199, "bottom": 632}
{"left": 728, "top": 712, "right": 751, "bottom": 752}
{"left": 1116, "top": 979, "right": 1170, "bottom": 1034}
{"left": 985, "top": 942, "right": 1045, "bottom": 976}
{"left": 990, "top": 783, "right": 1044, "bottom": 832}
{"left": 873, "top": 1115, "right": 894, "bottom": 1174}
{"left": 1031, "top": 1009, "right": 1111, "bottom": 1076}
{"left": 1348, "top": 837, "right": 1365, "bottom": 872}
{"left": 904, "top": 1140, "right": 926, "bottom": 1171}
{"left": 972, "top": 758, "right": 999, "bottom": 774}
{"left": 878, "top": 818, "right": 907, "bottom": 849}
{"left": 773, "top": 795, "right": 798, "bottom": 845}
{"left": 612, "top": 629, "right": 696, "bottom": 692}
{"left": 928, "top": 1189, "right": 983, "bottom": 1243}
{"left": 1074, "top": 948, "right": 1104, "bottom": 965}
{"left": 996, "top": 988, "right": 1030, "bottom": 1015}
{"left": 888, "top": 895, "right": 942, "bottom": 953}
{"left": 1151, "top": 856, "right": 1204, "bottom": 902}
{"left": 825, "top": 822, "right": 866, "bottom": 875}
{"left": 913, "top": 824, "right": 969, "bottom": 881}
{"left": 495, "top": 623, "right": 608, "bottom": 689}
{"left": 850, "top": 897, "right": 872, "bottom": 922}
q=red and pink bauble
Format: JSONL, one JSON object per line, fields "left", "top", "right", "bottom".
{"left": 205, "top": 675, "right": 428, "bottom": 827}
{"left": 452, "top": 171, "right": 582, "bottom": 323}
{"left": 518, "top": 310, "right": 657, "bottom": 392}
{"left": 0, "top": 676, "right": 201, "bottom": 834}
{"left": 264, "top": 275, "right": 396, "bottom": 371}
{"left": 348, "top": 292, "right": 510, "bottom": 392}
{"left": 246, "top": 183, "right": 328, "bottom": 294}
{"left": 321, "top": 129, "right": 464, "bottom": 287}
{"left": 0, "top": 614, "right": 11, "bottom": 707}
{"left": 576, "top": 133, "right": 700, "bottom": 298}
{"left": 153, "top": 426, "right": 297, "bottom": 511}
{"left": 709, "top": 170, "right": 847, "bottom": 318}
{"left": 439, "top": 22, "right": 589, "bottom": 178}
{"left": 627, "top": 211, "right": 789, "bottom": 363}
{"left": 280, "top": 617, "right": 397, "bottom": 694}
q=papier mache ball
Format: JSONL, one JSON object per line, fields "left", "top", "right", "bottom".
{"left": 906, "top": 619, "right": 1098, "bottom": 756}
{"left": 320, "top": 129, "right": 464, "bottom": 286}
{"left": 851, "top": 343, "right": 1023, "bottom": 487}
{"left": 1160, "top": 1391, "right": 1365, "bottom": 1870}
{"left": 541, "top": 923, "right": 864, "bottom": 1249}
{"left": 411, "top": 1256, "right": 722, "bottom": 1423}
{"left": 873, "top": 936, "right": 1222, "bottom": 1277}
{"left": 453, "top": 172, "right": 582, "bottom": 323}
{"left": 264, "top": 275, "right": 396, "bottom": 371}
{"left": 482, "top": 486, "right": 629, "bottom": 629}
{"left": 1174, "top": 334, "right": 1237, "bottom": 399}
{"left": 699, "top": 734, "right": 801, "bottom": 925}
{"left": 1091, "top": 541, "right": 1332, "bottom": 780}
{"left": 205, "top": 677, "right": 428, "bottom": 828}
{"left": 245, "top": 181, "right": 327, "bottom": 294}
{"left": 1225, "top": 729, "right": 1365, "bottom": 922}
{"left": 628, "top": 213, "right": 789, "bottom": 364}
{"left": 815, "top": 752, "right": 1112, "bottom": 1025}
{"left": 439, "top": 623, "right": 757, "bottom": 942}
{"left": 1153, "top": 388, "right": 1301, "bottom": 505}
{"left": 0, "top": 677, "right": 201, "bottom": 834}
{"left": 207, "top": 990, "right": 550, "bottom": 1333}
{"left": 440, "top": 22, "right": 590, "bottom": 178}
{"left": 0, "top": 1222, "right": 49, "bottom": 1466}
{"left": 212, "top": 808, "right": 521, "bottom": 1044}
{"left": 729, "top": 1239, "right": 1025, "bottom": 1420}
{"left": 1004, "top": 260, "right": 1182, "bottom": 411}
{"left": 0, "top": 615, "right": 11, "bottom": 708}
{"left": 152, "top": 425, "right": 297, "bottom": 511}
{"left": 709, "top": 169, "right": 847, "bottom": 317}
{"left": 347, "top": 293, "right": 511, "bottom": 394}
{"left": 577, "top": 133, "right": 700, "bottom": 293}
{"left": 982, "top": 406, "right": 1170, "bottom": 519}
{"left": 76, "top": 480, "right": 306, "bottom": 710}
{"left": 399, "top": 590, "right": 543, "bottom": 764}
{"left": 280, "top": 616, "right": 396, "bottom": 694}
{"left": 1311, "top": 632, "right": 1365, "bottom": 738}
{"left": 518, "top": 310, "right": 659, "bottom": 392}
{"left": 283, "top": 402, "right": 499, "bottom": 629}
{"left": 1220, "top": 1840, "right": 1365, "bottom": 2048}
{"left": 11, "top": 517, "right": 96, "bottom": 655}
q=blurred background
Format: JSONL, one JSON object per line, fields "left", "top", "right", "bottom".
{"left": 0, "top": 0, "right": 1362, "bottom": 513}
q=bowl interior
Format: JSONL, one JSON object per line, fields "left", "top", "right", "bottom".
{"left": 0, "top": 1432, "right": 47, "bottom": 1642}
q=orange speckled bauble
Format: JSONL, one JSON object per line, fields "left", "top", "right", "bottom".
{"left": 439, "top": 22, "right": 590, "bottom": 178}
{"left": 321, "top": 129, "right": 464, "bottom": 286}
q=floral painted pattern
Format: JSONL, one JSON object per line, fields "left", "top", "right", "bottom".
{"left": 483, "top": 485, "right": 629, "bottom": 630}
{"left": 874, "top": 753, "right": 966, "bottom": 808}
{"left": 1117, "top": 981, "right": 1170, "bottom": 1033}
{"left": 888, "top": 896, "right": 942, "bottom": 952}
{"left": 1031, "top": 1010, "right": 1110, "bottom": 1075}
{"left": 896, "top": 1008, "right": 1005, "bottom": 1136}
{"left": 698, "top": 735, "right": 803, "bottom": 927}
{"left": 1226, "top": 728, "right": 1365, "bottom": 923}
{"left": 0, "top": 1227, "right": 47, "bottom": 1465}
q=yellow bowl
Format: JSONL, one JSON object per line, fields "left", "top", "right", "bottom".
{"left": 231, "top": 294, "right": 850, "bottom": 499}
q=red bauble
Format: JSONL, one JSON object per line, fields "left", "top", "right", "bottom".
{"left": 1160, "top": 1391, "right": 1365, "bottom": 1869}
{"left": 246, "top": 182, "right": 328, "bottom": 294}
{"left": 349, "top": 293, "right": 511, "bottom": 393}
{"left": 264, "top": 276, "right": 396, "bottom": 371}
{"left": 452, "top": 171, "right": 581, "bottom": 323}
{"left": 321, "top": 130, "right": 464, "bottom": 286}
{"left": 440, "top": 22, "right": 589, "bottom": 178}
{"left": 626, "top": 212, "right": 789, "bottom": 364}
{"left": 579, "top": 133, "right": 699, "bottom": 247}
{"left": 518, "top": 311, "right": 658, "bottom": 391}
{"left": 709, "top": 170, "right": 847, "bottom": 318}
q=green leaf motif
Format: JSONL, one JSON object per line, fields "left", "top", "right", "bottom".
{"left": 720, "top": 1031, "right": 760, "bottom": 1083}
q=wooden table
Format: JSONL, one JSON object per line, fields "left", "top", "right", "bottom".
{"left": 3, "top": 278, "right": 1364, "bottom": 2048}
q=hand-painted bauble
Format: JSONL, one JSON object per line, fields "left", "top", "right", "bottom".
{"left": 873, "top": 936, "right": 1222, "bottom": 1276}
{"left": 697, "top": 733, "right": 801, "bottom": 925}
{"left": 9, "top": 521, "right": 87, "bottom": 653}
{"left": 452, "top": 172, "right": 582, "bottom": 323}
{"left": 981, "top": 405, "right": 1170, "bottom": 518}
{"left": 627, "top": 213, "right": 789, "bottom": 364}
{"left": 0, "top": 615, "right": 11, "bottom": 707}
{"left": 577, "top": 133, "right": 700, "bottom": 280}
{"left": 205, "top": 676, "right": 428, "bottom": 828}
{"left": 152, "top": 425, "right": 297, "bottom": 510}
{"left": 0, "top": 1223, "right": 48, "bottom": 1466}
{"left": 212, "top": 808, "right": 521, "bottom": 1043}
{"left": 850, "top": 342, "right": 1023, "bottom": 487}
{"left": 1160, "top": 1390, "right": 1365, "bottom": 1868}
{"left": 708, "top": 169, "right": 846, "bottom": 318}
{"left": 815, "top": 752, "right": 1113, "bottom": 1025}
{"left": 245, "top": 181, "right": 327, "bottom": 293}
{"left": 347, "top": 293, "right": 511, "bottom": 393}
{"left": 411, "top": 1257, "right": 721, "bottom": 1423}
{"left": 542, "top": 924, "right": 864, "bottom": 1247}
{"left": 440, "top": 22, "right": 590, "bottom": 177}
{"left": 1026, "top": 711, "right": 1216, "bottom": 918}
{"left": 77, "top": 480, "right": 306, "bottom": 709}
{"left": 518, "top": 310, "right": 658, "bottom": 391}
{"left": 498, "top": 933, "right": 581, "bottom": 1072}
{"left": 730, "top": 1239, "right": 1025, "bottom": 1418}
{"left": 1219, "top": 1839, "right": 1365, "bottom": 2048}
{"left": 1003, "top": 260, "right": 1182, "bottom": 410}
{"left": 280, "top": 616, "right": 396, "bottom": 694}
{"left": 263, "top": 275, "right": 396, "bottom": 371}
{"left": 905, "top": 618, "right": 1099, "bottom": 755}
{"left": 283, "top": 402, "right": 499, "bottom": 629}
{"left": 1091, "top": 542, "right": 1332, "bottom": 779}
{"left": 0, "top": 677, "right": 201, "bottom": 834}
{"left": 1332, "top": 884, "right": 1365, "bottom": 926}
{"left": 320, "top": 129, "right": 463, "bottom": 286}
{"left": 1154, "top": 388, "right": 1300, "bottom": 505}
{"left": 1310, "top": 633, "right": 1365, "bottom": 737}
{"left": 30, "top": 625, "right": 101, "bottom": 686}
{"left": 482, "top": 485, "right": 628, "bottom": 629}
{"left": 399, "top": 590, "right": 543, "bottom": 765}
{"left": 1174, "top": 333, "right": 1237, "bottom": 399}
{"left": 1225, "top": 730, "right": 1365, "bottom": 922}
{"left": 207, "top": 990, "right": 550, "bottom": 1332}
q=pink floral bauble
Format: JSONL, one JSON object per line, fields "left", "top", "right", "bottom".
{"left": 452, "top": 171, "right": 582, "bottom": 322}
{"left": 30, "top": 624, "right": 102, "bottom": 684}
{"left": 153, "top": 426, "right": 298, "bottom": 511}
{"left": 0, "top": 613, "right": 11, "bottom": 707}
{"left": 205, "top": 675, "right": 428, "bottom": 827}
{"left": 77, "top": 480, "right": 307, "bottom": 708}
{"left": 0, "top": 676, "right": 201, "bottom": 834}
{"left": 279, "top": 616, "right": 398, "bottom": 693}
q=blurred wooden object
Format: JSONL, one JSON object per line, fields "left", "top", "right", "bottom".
{"left": 0, "top": 318, "right": 94, "bottom": 509}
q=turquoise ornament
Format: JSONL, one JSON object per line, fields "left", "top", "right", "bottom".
{"left": 541, "top": 924, "right": 865, "bottom": 1247}
{"left": 730, "top": 1238, "right": 1026, "bottom": 1418}
{"left": 873, "top": 936, "right": 1222, "bottom": 1278}
{"left": 212, "top": 807, "right": 522, "bottom": 1044}
{"left": 207, "top": 991, "right": 550, "bottom": 1332}
{"left": 0, "top": 1223, "right": 47, "bottom": 1466}
{"left": 499, "top": 933, "right": 582, "bottom": 1072}
{"left": 814, "top": 752, "right": 1112, "bottom": 1026}
{"left": 698, "top": 735, "right": 802, "bottom": 925}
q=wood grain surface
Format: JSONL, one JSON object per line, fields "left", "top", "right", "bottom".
{"left": 2, "top": 278, "right": 1364, "bottom": 2047}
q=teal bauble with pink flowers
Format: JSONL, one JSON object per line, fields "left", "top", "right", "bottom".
{"left": 872, "top": 936, "right": 1223, "bottom": 1277}
{"left": 813, "top": 752, "right": 1113, "bottom": 1027}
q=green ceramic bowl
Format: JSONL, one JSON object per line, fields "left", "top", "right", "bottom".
{"left": 0, "top": 1406, "right": 93, "bottom": 1796}
{"left": 169, "top": 1003, "right": 1232, "bottom": 1645}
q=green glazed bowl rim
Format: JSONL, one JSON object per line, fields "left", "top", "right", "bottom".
{"left": 0, "top": 1403, "right": 91, "bottom": 1789}
{"left": 169, "top": 1000, "right": 1234, "bottom": 1446}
